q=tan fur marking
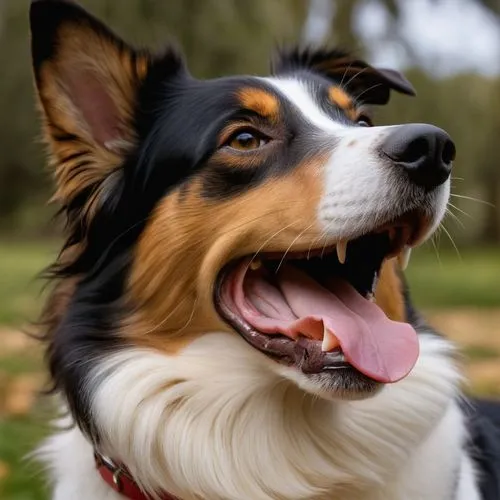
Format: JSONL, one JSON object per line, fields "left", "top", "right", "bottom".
{"left": 237, "top": 88, "right": 279, "bottom": 122}
{"left": 375, "top": 259, "right": 406, "bottom": 322}
{"left": 125, "top": 154, "right": 328, "bottom": 351}
{"left": 328, "top": 87, "right": 359, "bottom": 121}
{"left": 328, "top": 87, "right": 353, "bottom": 110}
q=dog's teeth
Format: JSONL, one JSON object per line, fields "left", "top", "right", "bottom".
{"left": 398, "top": 246, "right": 412, "bottom": 270}
{"left": 322, "top": 325, "right": 340, "bottom": 352}
{"left": 367, "top": 292, "right": 375, "bottom": 302}
{"left": 249, "top": 259, "right": 262, "bottom": 270}
{"left": 336, "top": 239, "right": 348, "bottom": 264}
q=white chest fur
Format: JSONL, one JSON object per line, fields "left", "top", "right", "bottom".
{"left": 39, "top": 333, "right": 479, "bottom": 500}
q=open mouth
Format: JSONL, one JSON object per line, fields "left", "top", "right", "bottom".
{"left": 215, "top": 215, "right": 423, "bottom": 385}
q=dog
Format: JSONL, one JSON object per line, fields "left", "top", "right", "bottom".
{"left": 30, "top": 1, "right": 500, "bottom": 499}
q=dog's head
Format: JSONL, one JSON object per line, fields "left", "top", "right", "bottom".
{"left": 31, "top": 1, "right": 454, "bottom": 432}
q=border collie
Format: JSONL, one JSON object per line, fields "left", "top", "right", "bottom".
{"left": 30, "top": 1, "right": 500, "bottom": 499}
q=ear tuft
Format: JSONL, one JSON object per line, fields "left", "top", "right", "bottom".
{"left": 30, "top": 1, "right": 101, "bottom": 76}
{"left": 273, "top": 47, "right": 415, "bottom": 105}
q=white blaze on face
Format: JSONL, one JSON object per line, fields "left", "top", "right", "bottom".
{"left": 264, "top": 77, "right": 450, "bottom": 243}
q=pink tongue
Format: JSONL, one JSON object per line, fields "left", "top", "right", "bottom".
{"left": 234, "top": 262, "right": 419, "bottom": 383}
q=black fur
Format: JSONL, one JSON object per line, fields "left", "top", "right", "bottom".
{"left": 464, "top": 399, "right": 500, "bottom": 499}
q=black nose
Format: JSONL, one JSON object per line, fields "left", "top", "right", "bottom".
{"left": 381, "top": 124, "right": 455, "bottom": 190}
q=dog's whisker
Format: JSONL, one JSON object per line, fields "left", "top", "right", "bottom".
{"left": 249, "top": 222, "right": 298, "bottom": 269}
{"left": 447, "top": 202, "right": 473, "bottom": 219}
{"left": 275, "top": 222, "right": 316, "bottom": 274}
{"left": 445, "top": 208, "right": 465, "bottom": 229}
{"left": 339, "top": 60, "right": 355, "bottom": 89}
{"left": 353, "top": 82, "right": 383, "bottom": 102}
{"left": 440, "top": 223, "right": 462, "bottom": 260}
{"left": 429, "top": 235, "right": 443, "bottom": 267}
{"left": 450, "top": 193, "right": 495, "bottom": 207}
{"left": 342, "top": 66, "right": 369, "bottom": 90}
{"left": 308, "top": 228, "right": 329, "bottom": 259}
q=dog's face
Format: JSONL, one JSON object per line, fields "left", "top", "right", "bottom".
{"left": 31, "top": 1, "right": 454, "bottom": 431}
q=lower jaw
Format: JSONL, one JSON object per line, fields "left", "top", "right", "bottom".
{"left": 214, "top": 277, "right": 385, "bottom": 401}
{"left": 292, "top": 368, "right": 383, "bottom": 400}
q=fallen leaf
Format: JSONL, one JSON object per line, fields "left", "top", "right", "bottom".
{"left": 0, "top": 460, "right": 10, "bottom": 480}
{"left": 3, "top": 375, "right": 43, "bottom": 416}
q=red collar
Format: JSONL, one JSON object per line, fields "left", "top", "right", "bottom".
{"left": 95, "top": 452, "right": 178, "bottom": 500}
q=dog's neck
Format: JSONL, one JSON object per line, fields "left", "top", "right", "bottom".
{"left": 78, "top": 332, "right": 464, "bottom": 499}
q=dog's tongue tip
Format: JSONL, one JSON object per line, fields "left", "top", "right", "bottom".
{"left": 333, "top": 321, "right": 420, "bottom": 383}
{"left": 291, "top": 315, "right": 418, "bottom": 383}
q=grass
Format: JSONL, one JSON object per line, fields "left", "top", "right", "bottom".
{"left": 0, "top": 241, "right": 56, "bottom": 499}
{"left": 0, "top": 417, "right": 50, "bottom": 500}
{"left": 0, "top": 242, "right": 57, "bottom": 325}
{"left": 0, "top": 351, "right": 50, "bottom": 500}
{"left": 463, "top": 344, "right": 500, "bottom": 361}
{"left": 406, "top": 244, "right": 500, "bottom": 309}
{"left": 0, "top": 239, "right": 498, "bottom": 499}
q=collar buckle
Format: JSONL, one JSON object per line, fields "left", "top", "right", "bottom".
{"left": 95, "top": 451, "right": 125, "bottom": 493}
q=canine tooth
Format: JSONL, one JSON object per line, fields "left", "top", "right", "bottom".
{"left": 322, "top": 325, "right": 340, "bottom": 352}
{"left": 249, "top": 259, "right": 262, "bottom": 270}
{"left": 336, "top": 239, "right": 348, "bottom": 264}
{"left": 398, "top": 246, "right": 412, "bottom": 270}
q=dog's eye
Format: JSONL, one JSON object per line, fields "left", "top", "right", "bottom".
{"left": 356, "top": 115, "right": 373, "bottom": 127}
{"left": 227, "top": 131, "right": 268, "bottom": 151}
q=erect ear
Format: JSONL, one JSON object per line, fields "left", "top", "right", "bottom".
{"left": 30, "top": 0, "right": 182, "bottom": 213}
{"left": 273, "top": 47, "right": 415, "bottom": 105}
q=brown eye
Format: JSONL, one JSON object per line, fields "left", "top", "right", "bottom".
{"left": 227, "top": 131, "right": 267, "bottom": 151}
{"left": 356, "top": 115, "right": 373, "bottom": 127}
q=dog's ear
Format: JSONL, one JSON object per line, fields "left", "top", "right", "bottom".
{"left": 30, "top": 0, "right": 183, "bottom": 213}
{"left": 273, "top": 48, "right": 415, "bottom": 105}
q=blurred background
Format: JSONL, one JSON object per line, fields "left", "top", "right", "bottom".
{"left": 0, "top": 0, "right": 499, "bottom": 498}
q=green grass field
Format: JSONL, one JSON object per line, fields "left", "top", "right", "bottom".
{"left": 0, "top": 240, "right": 499, "bottom": 499}
{"left": 406, "top": 244, "right": 500, "bottom": 309}
{"left": 0, "top": 242, "right": 57, "bottom": 325}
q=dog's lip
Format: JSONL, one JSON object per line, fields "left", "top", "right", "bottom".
{"left": 213, "top": 270, "right": 351, "bottom": 373}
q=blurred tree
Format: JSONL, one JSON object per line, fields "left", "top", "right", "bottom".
{"left": 0, "top": 0, "right": 498, "bottom": 243}
{"left": 0, "top": 0, "right": 48, "bottom": 233}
